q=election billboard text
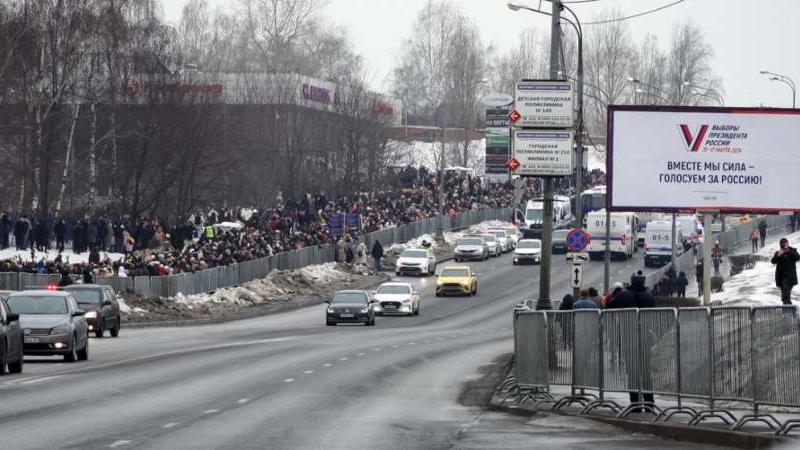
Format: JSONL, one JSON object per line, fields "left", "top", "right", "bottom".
{"left": 608, "top": 105, "right": 800, "bottom": 213}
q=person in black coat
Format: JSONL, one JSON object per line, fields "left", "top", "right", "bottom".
{"left": 771, "top": 238, "right": 800, "bottom": 305}
{"left": 58, "top": 269, "right": 73, "bottom": 287}
{"left": 0, "top": 213, "right": 8, "bottom": 249}
{"left": 559, "top": 294, "right": 575, "bottom": 310}
{"left": 370, "top": 240, "right": 384, "bottom": 272}
{"left": 55, "top": 219, "right": 66, "bottom": 251}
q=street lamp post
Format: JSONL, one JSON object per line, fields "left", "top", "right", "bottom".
{"left": 627, "top": 77, "right": 670, "bottom": 104}
{"left": 760, "top": 70, "right": 796, "bottom": 108}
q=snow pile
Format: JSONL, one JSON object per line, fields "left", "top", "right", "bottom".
{"left": 444, "top": 220, "right": 514, "bottom": 246}
{"left": 0, "top": 248, "right": 124, "bottom": 264}
{"left": 118, "top": 297, "right": 149, "bottom": 314}
{"left": 713, "top": 230, "right": 800, "bottom": 306}
{"left": 386, "top": 234, "right": 438, "bottom": 254}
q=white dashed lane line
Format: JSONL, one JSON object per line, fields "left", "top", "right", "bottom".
{"left": 323, "top": 363, "right": 332, "bottom": 367}
{"left": 285, "top": 378, "right": 295, "bottom": 383}
{"left": 357, "top": 352, "right": 365, "bottom": 356}
{"left": 162, "top": 423, "right": 179, "bottom": 429}
{"left": 109, "top": 440, "right": 132, "bottom": 448}
{"left": 304, "top": 370, "right": 315, "bottom": 374}
{"left": 204, "top": 409, "right": 219, "bottom": 414}
{"left": 237, "top": 398, "right": 250, "bottom": 404}
{"left": 340, "top": 357, "right": 348, "bottom": 361}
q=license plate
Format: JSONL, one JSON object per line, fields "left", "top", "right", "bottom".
{"left": 24, "top": 337, "right": 41, "bottom": 344}
{"left": 384, "top": 305, "right": 397, "bottom": 309}
{"left": 340, "top": 314, "right": 354, "bottom": 318}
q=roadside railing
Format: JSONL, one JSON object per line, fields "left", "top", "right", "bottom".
{"left": 0, "top": 208, "right": 511, "bottom": 298}
{"left": 505, "top": 306, "right": 800, "bottom": 435}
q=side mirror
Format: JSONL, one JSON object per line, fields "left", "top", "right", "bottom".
{"left": 324, "top": 300, "right": 331, "bottom": 305}
{"left": 73, "top": 309, "right": 86, "bottom": 317}
{"left": 371, "top": 290, "right": 378, "bottom": 296}
{"left": 103, "top": 300, "right": 113, "bottom": 307}
{"left": 369, "top": 299, "right": 378, "bottom": 304}
{"left": 6, "top": 313, "right": 19, "bottom": 323}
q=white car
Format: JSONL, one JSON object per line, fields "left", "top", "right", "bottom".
{"left": 513, "top": 239, "right": 542, "bottom": 265}
{"left": 489, "top": 229, "right": 513, "bottom": 253}
{"left": 395, "top": 248, "right": 437, "bottom": 276}
{"left": 479, "top": 234, "right": 501, "bottom": 257}
{"left": 372, "top": 282, "right": 420, "bottom": 316}
{"left": 454, "top": 237, "right": 489, "bottom": 262}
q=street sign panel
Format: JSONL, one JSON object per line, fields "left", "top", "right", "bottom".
{"left": 566, "top": 252, "right": 590, "bottom": 264}
{"left": 482, "top": 92, "right": 514, "bottom": 107}
{"left": 513, "top": 80, "right": 574, "bottom": 128}
{"left": 571, "top": 264, "right": 582, "bottom": 289}
{"left": 508, "top": 109, "right": 521, "bottom": 123}
{"left": 512, "top": 130, "right": 574, "bottom": 177}
{"left": 566, "top": 229, "right": 591, "bottom": 252}
{"left": 506, "top": 158, "right": 521, "bottom": 171}
{"left": 486, "top": 106, "right": 511, "bottom": 176}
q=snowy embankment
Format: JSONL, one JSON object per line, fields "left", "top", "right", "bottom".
{"left": 713, "top": 230, "right": 800, "bottom": 306}
{"left": 0, "top": 247, "right": 124, "bottom": 265}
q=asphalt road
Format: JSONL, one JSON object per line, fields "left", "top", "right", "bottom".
{"left": 0, "top": 248, "right": 695, "bottom": 449}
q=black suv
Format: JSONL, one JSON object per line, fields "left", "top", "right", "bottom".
{"left": 63, "top": 285, "right": 121, "bottom": 338}
{"left": 0, "top": 292, "right": 23, "bottom": 374}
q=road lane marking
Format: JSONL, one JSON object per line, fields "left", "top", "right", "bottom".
{"left": 20, "top": 375, "right": 62, "bottom": 385}
{"left": 323, "top": 363, "right": 332, "bottom": 367}
{"left": 408, "top": 342, "right": 416, "bottom": 345}
{"left": 237, "top": 398, "right": 249, "bottom": 404}
{"left": 204, "top": 409, "right": 219, "bottom": 414}
{"left": 372, "top": 348, "right": 381, "bottom": 351}
{"left": 109, "top": 440, "right": 132, "bottom": 448}
{"left": 304, "top": 370, "right": 315, "bottom": 374}
{"left": 285, "top": 378, "right": 295, "bottom": 383}
{"left": 340, "top": 357, "right": 348, "bottom": 361}
{"left": 162, "top": 423, "right": 179, "bottom": 429}
{"left": 390, "top": 345, "right": 398, "bottom": 349}
{"left": 357, "top": 352, "right": 365, "bottom": 356}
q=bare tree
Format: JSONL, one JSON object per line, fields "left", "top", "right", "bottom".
{"left": 665, "top": 21, "right": 722, "bottom": 106}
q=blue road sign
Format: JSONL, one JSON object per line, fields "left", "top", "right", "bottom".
{"left": 566, "top": 228, "right": 591, "bottom": 252}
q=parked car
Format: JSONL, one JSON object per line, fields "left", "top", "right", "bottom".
{"left": 436, "top": 266, "right": 478, "bottom": 297}
{"left": 454, "top": 237, "right": 489, "bottom": 262}
{"left": 552, "top": 229, "right": 570, "bottom": 254}
{"left": 513, "top": 239, "right": 542, "bottom": 265}
{"left": 0, "top": 295, "right": 23, "bottom": 374}
{"left": 395, "top": 248, "right": 437, "bottom": 277}
{"left": 6, "top": 290, "right": 89, "bottom": 362}
{"left": 372, "top": 282, "right": 420, "bottom": 316}
{"left": 488, "top": 228, "right": 515, "bottom": 251}
{"left": 325, "top": 290, "right": 376, "bottom": 326}
{"left": 62, "top": 285, "right": 122, "bottom": 338}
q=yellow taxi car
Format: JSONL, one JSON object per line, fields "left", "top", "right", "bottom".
{"left": 435, "top": 266, "right": 478, "bottom": 297}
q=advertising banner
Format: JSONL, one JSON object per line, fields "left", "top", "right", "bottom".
{"left": 486, "top": 106, "right": 511, "bottom": 175}
{"left": 608, "top": 106, "right": 800, "bottom": 212}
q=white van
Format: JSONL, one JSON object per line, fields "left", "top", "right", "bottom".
{"left": 586, "top": 210, "right": 638, "bottom": 260}
{"left": 644, "top": 221, "right": 684, "bottom": 267}
{"left": 676, "top": 215, "right": 702, "bottom": 245}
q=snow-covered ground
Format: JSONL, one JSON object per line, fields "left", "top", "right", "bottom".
{"left": 712, "top": 230, "right": 800, "bottom": 306}
{"left": 0, "top": 247, "right": 124, "bottom": 264}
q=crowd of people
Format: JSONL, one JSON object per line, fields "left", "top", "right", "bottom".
{"left": 0, "top": 168, "right": 520, "bottom": 279}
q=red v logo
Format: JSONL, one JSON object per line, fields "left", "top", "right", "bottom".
{"left": 679, "top": 124, "right": 709, "bottom": 152}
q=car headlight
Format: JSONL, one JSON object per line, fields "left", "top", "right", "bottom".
{"left": 85, "top": 311, "right": 98, "bottom": 319}
{"left": 50, "top": 324, "right": 70, "bottom": 335}
{"left": 360, "top": 307, "right": 369, "bottom": 313}
{"left": 327, "top": 307, "right": 335, "bottom": 314}
{"left": 402, "top": 298, "right": 412, "bottom": 304}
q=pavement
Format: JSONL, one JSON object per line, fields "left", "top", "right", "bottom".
{"left": 0, "top": 248, "right": 688, "bottom": 449}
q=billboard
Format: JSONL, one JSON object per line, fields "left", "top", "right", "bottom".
{"left": 608, "top": 105, "right": 800, "bottom": 213}
{"left": 485, "top": 106, "right": 511, "bottom": 176}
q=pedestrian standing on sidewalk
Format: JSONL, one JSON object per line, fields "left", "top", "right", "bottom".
{"left": 712, "top": 241, "right": 723, "bottom": 275}
{"left": 371, "top": 240, "right": 384, "bottom": 272}
{"left": 695, "top": 261, "right": 704, "bottom": 294}
{"left": 675, "top": 272, "right": 688, "bottom": 299}
{"left": 771, "top": 238, "right": 800, "bottom": 305}
{"left": 759, "top": 219, "right": 768, "bottom": 249}
{"left": 750, "top": 227, "right": 761, "bottom": 253}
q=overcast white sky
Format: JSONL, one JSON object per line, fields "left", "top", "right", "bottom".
{"left": 162, "top": 0, "right": 799, "bottom": 108}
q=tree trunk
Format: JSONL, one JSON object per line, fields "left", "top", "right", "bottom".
{"left": 87, "top": 103, "right": 97, "bottom": 213}
{"left": 55, "top": 103, "right": 81, "bottom": 214}
{"left": 31, "top": 105, "right": 42, "bottom": 211}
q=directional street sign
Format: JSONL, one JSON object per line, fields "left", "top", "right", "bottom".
{"left": 566, "top": 229, "right": 591, "bottom": 252}
{"left": 566, "top": 252, "right": 590, "bottom": 264}
{"left": 512, "top": 130, "right": 574, "bottom": 177}
{"left": 508, "top": 109, "right": 522, "bottom": 124}
{"left": 513, "top": 80, "right": 574, "bottom": 128}
{"left": 571, "top": 264, "right": 582, "bottom": 289}
{"left": 506, "top": 158, "right": 521, "bottom": 171}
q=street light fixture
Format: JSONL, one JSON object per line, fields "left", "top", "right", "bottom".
{"left": 760, "top": 70, "right": 796, "bottom": 108}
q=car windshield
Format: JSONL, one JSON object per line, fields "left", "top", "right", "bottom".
{"left": 377, "top": 285, "right": 412, "bottom": 295}
{"left": 400, "top": 250, "right": 428, "bottom": 258}
{"left": 440, "top": 268, "right": 469, "bottom": 277}
{"left": 526, "top": 209, "right": 543, "bottom": 220}
{"left": 65, "top": 288, "right": 102, "bottom": 305}
{"left": 517, "top": 240, "right": 541, "bottom": 249}
{"left": 459, "top": 238, "right": 482, "bottom": 246}
{"left": 481, "top": 235, "right": 496, "bottom": 242}
{"left": 492, "top": 231, "right": 507, "bottom": 238}
{"left": 6, "top": 295, "right": 68, "bottom": 314}
{"left": 332, "top": 292, "right": 367, "bottom": 304}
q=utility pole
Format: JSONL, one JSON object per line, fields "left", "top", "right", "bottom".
{"left": 536, "top": 0, "right": 561, "bottom": 310}
{"left": 573, "top": 28, "right": 584, "bottom": 229}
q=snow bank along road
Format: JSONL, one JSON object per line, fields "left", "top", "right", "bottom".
{"left": 0, "top": 250, "right": 684, "bottom": 449}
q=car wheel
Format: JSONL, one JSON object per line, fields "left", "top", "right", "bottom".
{"left": 8, "top": 345, "right": 22, "bottom": 374}
{"left": 395, "top": 271, "right": 401, "bottom": 276}
{"left": 0, "top": 341, "right": 7, "bottom": 375}
{"left": 110, "top": 318, "right": 120, "bottom": 338}
{"left": 513, "top": 260, "right": 518, "bottom": 265}
{"left": 435, "top": 292, "right": 442, "bottom": 297}
{"left": 473, "top": 285, "right": 478, "bottom": 296}
{"left": 64, "top": 336, "right": 78, "bottom": 362}
{"left": 414, "top": 304, "right": 420, "bottom": 316}
{"left": 326, "top": 321, "right": 337, "bottom": 326}
{"left": 77, "top": 338, "right": 89, "bottom": 361}
{"left": 94, "top": 321, "right": 104, "bottom": 338}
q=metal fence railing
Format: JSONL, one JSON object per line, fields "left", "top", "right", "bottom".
{"left": 0, "top": 208, "right": 511, "bottom": 298}
{"left": 507, "top": 306, "right": 800, "bottom": 435}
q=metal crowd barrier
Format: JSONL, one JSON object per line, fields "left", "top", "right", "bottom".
{"left": 509, "top": 306, "right": 800, "bottom": 435}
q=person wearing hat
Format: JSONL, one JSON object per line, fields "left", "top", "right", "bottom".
{"left": 772, "top": 237, "right": 800, "bottom": 305}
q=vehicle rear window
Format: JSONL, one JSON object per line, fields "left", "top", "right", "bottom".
{"left": 377, "top": 285, "right": 412, "bottom": 295}
{"left": 6, "top": 296, "right": 68, "bottom": 314}
{"left": 517, "top": 240, "right": 541, "bottom": 249}
{"left": 332, "top": 292, "right": 367, "bottom": 303}
{"left": 400, "top": 250, "right": 428, "bottom": 258}
{"left": 459, "top": 238, "right": 482, "bottom": 246}
{"left": 440, "top": 268, "right": 469, "bottom": 277}
{"left": 481, "top": 235, "right": 496, "bottom": 242}
{"left": 64, "top": 288, "right": 102, "bottom": 305}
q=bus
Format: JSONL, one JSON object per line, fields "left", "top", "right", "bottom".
{"left": 578, "top": 185, "right": 606, "bottom": 225}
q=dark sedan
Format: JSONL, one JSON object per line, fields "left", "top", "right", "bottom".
{"left": 0, "top": 293, "right": 23, "bottom": 374}
{"left": 63, "top": 285, "right": 121, "bottom": 338}
{"left": 326, "top": 290, "right": 376, "bottom": 326}
{"left": 6, "top": 291, "right": 89, "bottom": 362}
{"left": 552, "top": 229, "right": 570, "bottom": 254}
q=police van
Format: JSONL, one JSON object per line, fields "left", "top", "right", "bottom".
{"left": 644, "top": 220, "right": 684, "bottom": 267}
{"left": 586, "top": 210, "right": 638, "bottom": 260}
